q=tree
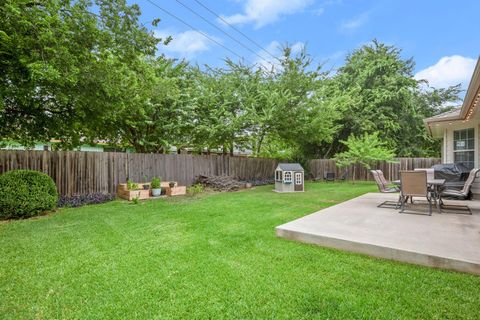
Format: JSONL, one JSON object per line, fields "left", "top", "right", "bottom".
{"left": 106, "top": 58, "right": 195, "bottom": 153}
{"left": 0, "top": 0, "right": 160, "bottom": 148}
{"left": 403, "top": 84, "right": 462, "bottom": 157}
{"left": 323, "top": 40, "right": 416, "bottom": 156}
{"left": 258, "top": 45, "right": 340, "bottom": 159}
{"left": 321, "top": 40, "right": 460, "bottom": 158}
{"left": 334, "top": 132, "right": 395, "bottom": 183}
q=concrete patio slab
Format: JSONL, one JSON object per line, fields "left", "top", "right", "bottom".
{"left": 276, "top": 193, "right": 480, "bottom": 275}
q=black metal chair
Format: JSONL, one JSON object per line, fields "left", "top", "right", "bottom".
{"left": 324, "top": 172, "right": 335, "bottom": 182}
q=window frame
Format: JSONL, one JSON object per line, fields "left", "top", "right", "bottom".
{"left": 453, "top": 128, "right": 475, "bottom": 169}
{"left": 283, "top": 171, "right": 292, "bottom": 184}
{"left": 295, "top": 172, "right": 303, "bottom": 185}
{"left": 275, "top": 170, "right": 283, "bottom": 182}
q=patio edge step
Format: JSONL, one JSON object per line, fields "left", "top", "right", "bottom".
{"left": 275, "top": 226, "right": 480, "bottom": 275}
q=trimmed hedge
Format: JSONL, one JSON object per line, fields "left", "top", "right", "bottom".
{"left": 0, "top": 170, "right": 58, "bottom": 219}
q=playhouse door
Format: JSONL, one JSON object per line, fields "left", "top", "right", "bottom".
{"left": 294, "top": 172, "right": 303, "bottom": 191}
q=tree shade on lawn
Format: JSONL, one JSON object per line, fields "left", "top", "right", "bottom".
{"left": 1, "top": 182, "right": 480, "bottom": 319}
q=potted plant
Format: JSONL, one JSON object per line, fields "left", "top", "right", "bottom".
{"left": 151, "top": 177, "right": 161, "bottom": 197}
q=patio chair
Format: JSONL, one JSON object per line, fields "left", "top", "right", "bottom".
{"left": 414, "top": 168, "right": 435, "bottom": 181}
{"left": 377, "top": 170, "right": 394, "bottom": 187}
{"left": 440, "top": 168, "right": 479, "bottom": 200}
{"left": 399, "top": 171, "right": 433, "bottom": 215}
{"left": 371, "top": 170, "right": 400, "bottom": 208}
{"left": 339, "top": 170, "right": 348, "bottom": 182}
{"left": 324, "top": 172, "right": 335, "bottom": 182}
{"left": 439, "top": 168, "right": 480, "bottom": 214}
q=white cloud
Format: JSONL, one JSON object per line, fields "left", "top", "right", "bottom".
{"left": 254, "top": 41, "right": 305, "bottom": 71}
{"left": 220, "top": 0, "right": 314, "bottom": 29}
{"left": 154, "top": 29, "right": 217, "bottom": 58}
{"left": 339, "top": 12, "right": 369, "bottom": 32}
{"left": 414, "top": 55, "right": 476, "bottom": 89}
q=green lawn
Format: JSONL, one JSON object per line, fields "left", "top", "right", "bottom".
{"left": 1, "top": 182, "right": 480, "bottom": 319}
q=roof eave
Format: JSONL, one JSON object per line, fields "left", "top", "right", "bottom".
{"left": 459, "top": 56, "right": 480, "bottom": 120}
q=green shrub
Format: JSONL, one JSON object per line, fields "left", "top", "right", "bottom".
{"left": 151, "top": 177, "right": 161, "bottom": 189}
{"left": 0, "top": 170, "right": 58, "bottom": 219}
{"left": 187, "top": 184, "right": 204, "bottom": 196}
{"left": 127, "top": 179, "right": 139, "bottom": 190}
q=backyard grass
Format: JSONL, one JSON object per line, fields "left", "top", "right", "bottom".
{"left": 1, "top": 181, "right": 480, "bottom": 319}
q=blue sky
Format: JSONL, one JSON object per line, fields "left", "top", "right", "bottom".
{"left": 132, "top": 0, "right": 479, "bottom": 90}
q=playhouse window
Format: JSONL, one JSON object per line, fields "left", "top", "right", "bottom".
{"left": 275, "top": 170, "right": 283, "bottom": 181}
{"left": 284, "top": 171, "right": 292, "bottom": 183}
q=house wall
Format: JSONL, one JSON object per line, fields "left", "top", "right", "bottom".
{"left": 79, "top": 145, "right": 104, "bottom": 152}
{"left": 442, "top": 119, "right": 480, "bottom": 199}
{"left": 443, "top": 120, "right": 480, "bottom": 166}
{"left": 1, "top": 143, "right": 104, "bottom": 152}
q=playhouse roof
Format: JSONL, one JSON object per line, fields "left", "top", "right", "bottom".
{"left": 277, "top": 163, "right": 304, "bottom": 171}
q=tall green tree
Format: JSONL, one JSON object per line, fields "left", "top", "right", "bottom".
{"left": 106, "top": 58, "right": 195, "bottom": 153}
{"left": 324, "top": 40, "right": 417, "bottom": 156}
{"left": 0, "top": 0, "right": 160, "bottom": 148}
{"left": 322, "top": 40, "right": 461, "bottom": 158}
{"left": 259, "top": 45, "right": 340, "bottom": 159}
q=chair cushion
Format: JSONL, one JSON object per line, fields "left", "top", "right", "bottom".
{"left": 441, "top": 189, "right": 467, "bottom": 198}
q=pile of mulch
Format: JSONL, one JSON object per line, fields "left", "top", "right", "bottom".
{"left": 195, "top": 175, "right": 274, "bottom": 192}
{"left": 58, "top": 193, "right": 116, "bottom": 208}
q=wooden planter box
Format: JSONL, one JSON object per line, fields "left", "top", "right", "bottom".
{"left": 116, "top": 181, "right": 183, "bottom": 200}
{"left": 117, "top": 183, "right": 150, "bottom": 201}
{"left": 166, "top": 186, "right": 186, "bottom": 196}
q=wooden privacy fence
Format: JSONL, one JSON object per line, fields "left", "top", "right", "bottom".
{"left": 0, "top": 150, "right": 442, "bottom": 196}
{"left": 0, "top": 151, "right": 278, "bottom": 196}
{"left": 308, "top": 158, "right": 442, "bottom": 181}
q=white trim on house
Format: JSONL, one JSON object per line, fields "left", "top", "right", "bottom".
{"left": 424, "top": 56, "right": 480, "bottom": 198}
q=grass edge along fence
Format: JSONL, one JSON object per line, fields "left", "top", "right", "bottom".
{"left": 0, "top": 151, "right": 440, "bottom": 196}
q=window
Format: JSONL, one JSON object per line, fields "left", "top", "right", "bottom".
{"left": 283, "top": 171, "right": 292, "bottom": 183}
{"left": 295, "top": 172, "right": 302, "bottom": 185}
{"left": 453, "top": 128, "right": 475, "bottom": 169}
{"left": 275, "top": 170, "right": 283, "bottom": 182}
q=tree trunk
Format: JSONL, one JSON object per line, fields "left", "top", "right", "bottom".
{"left": 256, "top": 133, "right": 265, "bottom": 156}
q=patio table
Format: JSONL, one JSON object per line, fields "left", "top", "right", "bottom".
{"left": 393, "top": 179, "right": 446, "bottom": 213}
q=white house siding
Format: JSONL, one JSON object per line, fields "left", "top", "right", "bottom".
{"left": 443, "top": 120, "right": 479, "bottom": 167}
{"left": 441, "top": 120, "right": 480, "bottom": 199}
{"left": 79, "top": 145, "right": 104, "bottom": 152}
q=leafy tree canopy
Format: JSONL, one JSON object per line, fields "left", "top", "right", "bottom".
{"left": 334, "top": 132, "right": 396, "bottom": 182}
{"left": 0, "top": 3, "right": 461, "bottom": 160}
